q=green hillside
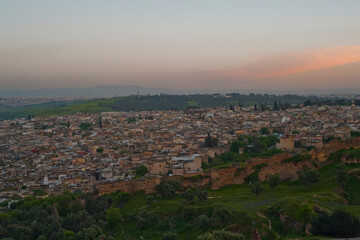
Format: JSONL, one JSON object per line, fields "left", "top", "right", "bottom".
{"left": 1, "top": 150, "right": 360, "bottom": 240}
{"left": 0, "top": 94, "right": 318, "bottom": 120}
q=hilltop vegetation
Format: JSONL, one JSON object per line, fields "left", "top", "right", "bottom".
{"left": 1, "top": 149, "right": 360, "bottom": 239}
{"left": 0, "top": 93, "right": 317, "bottom": 120}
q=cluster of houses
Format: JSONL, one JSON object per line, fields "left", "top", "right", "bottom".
{"left": 0, "top": 104, "right": 360, "bottom": 199}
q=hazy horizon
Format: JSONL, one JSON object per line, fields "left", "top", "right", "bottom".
{"left": 1, "top": 1, "right": 360, "bottom": 91}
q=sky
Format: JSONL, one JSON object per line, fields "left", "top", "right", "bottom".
{"left": 0, "top": 0, "right": 360, "bottom": 91}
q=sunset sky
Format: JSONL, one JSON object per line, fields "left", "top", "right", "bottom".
{"left": 0, "top": 0, "right": 360, "bottom": 91}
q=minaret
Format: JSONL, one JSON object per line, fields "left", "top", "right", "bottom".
{"left": 44, "top": 175, "right": 49, "bottom": 185}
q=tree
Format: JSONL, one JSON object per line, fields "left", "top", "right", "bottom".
{"left": 33, "top": 189, "right": 47, "bottom": 196}
{"left": 303, "top": 100, "right": 313, "bottom": 106}
{"left": 296, "top": 204, "right": 312, "bottom": 230}
{"left": 254, "top": 104, "right": 258, "bottom": 111}
{"left": 336, "top": 163, "right": 348, "bottom": 188}
{"left": 204, "top": 133, "right": 217, "bottom": 148}
{"left": 197, "top": 233, "right": 216, "bottom": 240}
{"left": 96, "top": 147, "right": 104, "bottom": 153}
{"left": 230, "top": 141, "right": 242, "bottom": 153}
{"left": 182, "top": 189, "right": 195, "bottom": 204}
{"left": 261, "top": 104, "right": 266, "bottom": 111}
{"left": 273, "top": 101, "right": 279, "bottom": 111}
{"left": 106, "top": 207, "right": 122, "bottom": 228}
{"left": 298, "top": 170, "right": 320, "bottom": 188}
{"left": 229, "top": 104, "right": 235, "bottom": 111}
{"left": 136, "top": 211, "right": 158, "bottom": 230}
{"left": 213, "top": 207, "right": 232, "bottom": 227}
{"left": 79, "top": 122, "right": 92, "bottom": 131}
{"left": 260, "top": 127, "right": 270, "bottom": 135}
{"left": 268, "top": 174, "right": 280, "bottom": 190}
{"left": 196, "top": 189, "right": 208, "bottom": 202}
{"left": 135, "top": 165, "right": 148, "bottom": 178}
{"left": 146, "top": 195, "right": 155, "bottom": 207}
{"left": 249, "top": 181, "right": 264, "bottom": 197}
{"left": 155, "top": 180, "right": 183, "bottom": 199}
{"left": 197, "top": 215, "right": 212, "bottom": 231}
{"left": 98, "top": 115, "right": 103, "bottom": 129}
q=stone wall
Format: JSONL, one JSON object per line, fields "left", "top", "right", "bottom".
{"left": 311, "top": 137, "right": 360, "bottom": 161}
{"left": 96, "top": 152, "right": 315, "bottom": 194}
{"left": 96, "top": 138, "right": 360, "bottom": 195}
{"left": 96, "top": 177, "right": 162, "bottom": 195}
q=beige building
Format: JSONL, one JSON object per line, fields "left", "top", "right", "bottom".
{"left": 278, "top": 136, "right": 295, "bottom": 152}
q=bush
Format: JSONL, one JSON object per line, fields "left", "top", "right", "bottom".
{"left": 249, "top": 181, "right": 264, "bottom": 197}
{"left": 136, "top": 211, "right": 158, "bottom": 230}
{"left": 135, "top": 165, "right": 148, "bottom": 178}
{"left": 182, "top": 206, "right": 199, "bottom": 221}
{"left": 33, "top": 189, "right": 47, "bottom": 196}
{"left": 182, "top": 189, "right": 195, "bottom": 203}
{"left": 79, "top": 122, "right": 92, "bottom": 131}
{"left": 282, "top": 154, "right": 311, "bottom": 164}
{"left": 155, "top": 180, "right": 183, "bottom": 199}
{"left": 213, "top": 207, "right": 232, "bottom": 226}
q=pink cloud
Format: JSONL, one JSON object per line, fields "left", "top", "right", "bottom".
{"left": 205, "top": 45, "right": 360, "bottom": 79}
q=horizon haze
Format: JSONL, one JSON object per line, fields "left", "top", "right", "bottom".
{"left": 1, "top": 1, "right": 360, "bottom": 92}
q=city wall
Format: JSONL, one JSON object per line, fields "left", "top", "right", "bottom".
{"left": 96, "top": 137, "right": 360, "bottom": 195}
{"left": 96, "top": 152, "right": 306, "bottom": 194}
{"left": 311, "top": 137, "right": 360, "bottom": 161}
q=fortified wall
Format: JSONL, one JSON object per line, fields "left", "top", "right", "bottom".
{"left": 311, "top": 137, "right": 360, "bottom": 161}
{"left": 96, "top": 152, "right": 311, "bottom": 194}
{"left": 96, "top": 137, "right": 360, "bottom": 195}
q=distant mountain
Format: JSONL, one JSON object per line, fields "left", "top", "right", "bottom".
{"left": 0, "top": 85, "right": 181, "bottom": 98}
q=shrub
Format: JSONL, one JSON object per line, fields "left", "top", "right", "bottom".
{"left": 282, "top": 154, "right": 311, "bottom": 164}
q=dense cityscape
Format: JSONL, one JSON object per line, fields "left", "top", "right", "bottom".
{"left": 1, "top": 103, "right": 359, "bottom": 196}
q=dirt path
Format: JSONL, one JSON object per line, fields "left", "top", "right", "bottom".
{"left": 256, "top": 211, "right": 271, "bottom": 230}
{"left": 256, "top": 211, "right": 281, "bottom": 239}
